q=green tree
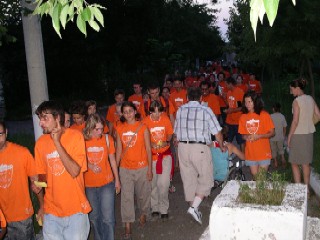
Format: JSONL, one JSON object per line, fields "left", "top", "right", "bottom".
{"left": 227, "top": 0, "right": 320, "bottom": 97}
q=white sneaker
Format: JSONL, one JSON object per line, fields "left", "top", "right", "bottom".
{"left": 187, "top": 207, "right": 202, "bottom": 225}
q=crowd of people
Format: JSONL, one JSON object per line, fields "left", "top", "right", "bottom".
{"left": 0, "top": 62, "right": 320, "bottom": 240}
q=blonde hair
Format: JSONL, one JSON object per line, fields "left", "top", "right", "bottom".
{"left": 83, "top": 113, "right": 105, "bottom": 140}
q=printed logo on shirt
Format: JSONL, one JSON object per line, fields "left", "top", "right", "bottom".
{"left": 174, "top": 98, "right": 184, "bottom": 108}
{"left": 46, "top": 151, "right": 66, "bottom": 176}
{"left": 150, "top": 126, "right": 165, "bottom": 142}
{"left": 249, "top": 83, "right": 256, "bottom": 90}
{"left": 81, "top": 200, "right": 91, "bottom": 211}
{"left": 138, "top": 161, "right": 145, "bottom": 167}
{"left": 0, "top": 164, "right": 13, "bottom": 188}
{"left": 246, "top": 118, "right": 260, "bottom": 135}
{"left": 132, "top": 101, "right": 141, "bottom": 110}
{"left": 122, "top": 131, "right": 137, "bottom": 148}
{"left": 87, "top": 147, "right": 104, "bottom": 165}
{"left": 228, "top": 96, "right": 236, "bottom": 108}
{"left": 25, "top": 206, "right": 33, "bottom": 215}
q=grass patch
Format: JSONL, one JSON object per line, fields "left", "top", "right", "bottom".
{"left": 238, "top": 169, "right": 286, "bottom": 205}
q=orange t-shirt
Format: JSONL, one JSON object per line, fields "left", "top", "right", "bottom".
{"left": 237, "top": 83, "right": 248, "bottom": 93}
{"left": 169, "top": 89, "right": 187, "bottom": 112}
{"left": 226, "top": 87, "right": 244, "bottom": 125}
{"left": 201, "top": 94, "right": 221, "bottom": 115}
{"left": 0, "top": 209, "right": 6, "bottom": 228}
{"left": 238, "top": 111, "right": 274, "bottom": 161}
{"left": 84, "top": 135, "right": 115, "bottom": 187}
{"left": 0, "top": 142, "right": 35, "bottom": 222}
{"left": 70, "top": 122, "right": 85, "bottom": 132}
{"left": 147, "top": 97, "right": 175, "bottom": 116}
{"left": 143, "top": 114, "right": 173, "bottom": 160}
{"left": 218, "top": 81, "right": 228, "bottom": 107}
{"left": 117, "top": 121, "right": 149, "bottom": 169}
{"left": 35, "top": 128, "right": 91, "bottom": 217}
{"left": 248, "top": 79, "right": 262, "bottom": 94}
{"left": 185, "top": 76, "right": 197, "bottom": 88}
{"left": 242, "top": 74, "right": 250, "bottom": 84}
{"left": 106, "top": 104, "right": 118, "bottom": 123}
{"left": 128, "top": 94, "right": 146, "bottom": 118}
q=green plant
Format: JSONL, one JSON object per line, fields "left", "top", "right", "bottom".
{"left": 238, "top": 169, "right": 286, "bottom": 205}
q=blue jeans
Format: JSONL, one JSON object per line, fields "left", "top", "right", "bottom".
{"left": 86, "top": 182, "right": 115, "bottom": 240}
{"left": 5, "top": 216, "right": 35, "bottom": 240}
{"left": 43, "top": 213, "right": 89, "bottom": 240}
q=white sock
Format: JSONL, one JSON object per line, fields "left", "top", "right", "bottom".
{"left": 192, "top": 196, "right": 202, "bottom": 209}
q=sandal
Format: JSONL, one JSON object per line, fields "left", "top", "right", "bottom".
{"left": 122, "top": 233, "right": 132, "bottom": 240}
{"left": 139, "top": 214, "right": 146, "bottom": 228}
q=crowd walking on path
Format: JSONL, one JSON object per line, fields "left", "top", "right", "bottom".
{"left": 0, "top": 63, "right": 320, "bottom": 240}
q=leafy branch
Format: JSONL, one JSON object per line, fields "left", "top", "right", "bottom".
{"left": 31, "top": 0, "right": 296, "bottom": 39}
{"left": 33, "top": 0, "right": 105, "bottom": 38}
{"left": 249, "top": 0, "right": 296, "bottom": 40}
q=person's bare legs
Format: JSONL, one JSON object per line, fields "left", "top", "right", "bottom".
{"left": 250, "top": 165, "right": 269, "bottom": 180}
{"left": 124, "top": 222, "right": 131, "bottom": 238}
{"left": 280, "top": 154, "right": 286, "bottom": 168}
{"left": 302, "top": 164, "right": 311, "bottom": 198}
{"left": 291, "top": 163, "right": 301, "bottom": 183}
{"left": 249, "top": 165, "right": 259, "bottom": 180}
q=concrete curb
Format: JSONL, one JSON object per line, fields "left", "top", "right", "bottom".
{"left": 310, "top": 168, "right": 320, "bottom": 198}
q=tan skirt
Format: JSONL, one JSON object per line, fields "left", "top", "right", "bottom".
{"left": 289, "top": 133, "right": 313, "bottom": 164}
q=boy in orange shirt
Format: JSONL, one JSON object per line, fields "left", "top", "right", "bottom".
{"left": 35, "top": 101, "right": 91, "bottom": 240}
{"left": 69, "top": 100, "right": 87, "bottom": 131}
{"left": 225, "top": 77, "right": 245, "bottom": 151}
{"left": 0, "top": 121, "right": 42, "bottom": 239}
{"left": 170, "top": 77, "right": 187, "bottom": 113}
{"left": 200, "top": 81, "right": 221, "bottom": 117}
{"left": 128, "top": 81, "right": 146, "bottom": 118}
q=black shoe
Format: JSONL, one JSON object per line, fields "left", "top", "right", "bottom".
{"left": 161, "top": 214, "right": 169, "bottom": 220}
{"left": 152, "top": 212, "right": 160, "bottom": 217}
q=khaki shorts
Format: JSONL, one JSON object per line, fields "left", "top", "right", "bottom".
{"left": 178, "top": 143, "right": 214, "bottom": 202}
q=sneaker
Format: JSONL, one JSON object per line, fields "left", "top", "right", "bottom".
{"left": 161, "top": 214, "right": 169, "bottom": 221}
{"left": 187, "top": 207, "right": 202, "bottom": 225}
{"left": 151, "top": 212, "right": 160, "bottom": 217}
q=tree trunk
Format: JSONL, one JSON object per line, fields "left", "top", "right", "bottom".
{"left": 21, "top": 0, "right": 49, "bottom": 140}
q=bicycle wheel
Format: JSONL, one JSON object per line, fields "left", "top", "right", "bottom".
{"left": 228, "top": 168, "right": 237, "bottom": 180}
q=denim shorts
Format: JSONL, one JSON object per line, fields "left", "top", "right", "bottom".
{"left": 43, "top": 213, "right": 90, "bottom": 240}
{"left": 245, "top": 159, "right": 270, "bottom": 166}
